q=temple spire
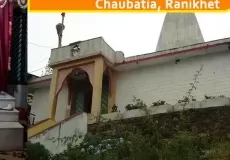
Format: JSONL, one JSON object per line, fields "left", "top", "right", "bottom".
{"left": 156, "top": 13, "right": 204, "bottom": 52}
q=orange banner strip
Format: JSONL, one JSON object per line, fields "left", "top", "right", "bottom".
{"left": 29, "top": 0, "right": 230, "bottom": 12}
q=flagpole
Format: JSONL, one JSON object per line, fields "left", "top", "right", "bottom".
{"left": 57, "top": 12, "right": 65, "bottom": 48}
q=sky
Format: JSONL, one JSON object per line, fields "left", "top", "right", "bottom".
{"left": 28, "top": 12, "right": 230, "bottom": 76}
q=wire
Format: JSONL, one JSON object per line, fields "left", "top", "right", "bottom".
{"left": 28, "top": 42, "right": 52, "bottom": 70}
{"left": 28, "top": 42, "right": 53, "bottom": 49}
{"left": 28, "top": 57, "right": 49, "bottom": 68}
{"left": 29, "top": 67, "right": 44, "bottom": 73}
{"left": 34, "top": 57, "right": 49, "bottom": 63}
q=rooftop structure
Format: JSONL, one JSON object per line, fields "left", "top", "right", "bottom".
{"left": 156, "top": 13, "right": 204, "bottom": 51}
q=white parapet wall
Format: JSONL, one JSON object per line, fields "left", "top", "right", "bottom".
{"left": 99, "top": 97, "right": 230, "bottom": 123}
{"left": 30, "top": 113, "right": 88, "bottom": 154}
{"left": 50, "top": 37, "right": 117, "bottom": 66}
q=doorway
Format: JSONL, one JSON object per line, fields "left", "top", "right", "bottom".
{"left": 69, "top": 70, "right": 93, "bottom": 115}
{"left": 101, "top": 70, "right": 110, "bottom": 114}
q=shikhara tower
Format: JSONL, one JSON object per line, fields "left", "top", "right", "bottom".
{"left": 156, "top": 13, "right": 204, "bottom": 51}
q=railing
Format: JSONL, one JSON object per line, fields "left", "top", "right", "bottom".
{"left": 29, "top": 113, "right": 35, "bottom": 126}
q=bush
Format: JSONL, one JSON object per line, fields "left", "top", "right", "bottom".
{"left": 52, "top": 132, "right": 159, "bottom": 160}
{"left": 163, "top": 133, "right": 206, "bottom": 160}
{"left": 203, "top": 141, "right": 230, "bottom": 160}
{"left": 27, "top": 129, "right": 230, "bottom": 160}
{"left": 27, "top": 142, "right": 52, "bottom": 160}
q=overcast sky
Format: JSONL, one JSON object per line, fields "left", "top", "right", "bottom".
{"left": 28, "top": 13, "right": 230, "bottom": 76}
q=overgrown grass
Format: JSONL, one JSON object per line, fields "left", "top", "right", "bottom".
{"left": 28, "top": 131, "right": 230, "bottom": 160}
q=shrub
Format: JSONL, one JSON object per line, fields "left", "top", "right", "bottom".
{"left": 203, "top": 141, "right": 230, "bottom": 160}
{"left": 163, "top": 132, "right": 206, "bottom": 160}
{"left": 27, "top": 141, "right": 52, "bottom": 160}
{"left": 125, "top": 96, "right": 147, "bottom": 111}
{"left": 51, "top": 132, "right": 159, "bottom": 160}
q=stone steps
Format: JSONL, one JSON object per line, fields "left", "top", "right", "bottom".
{"left": 0, "top": 109, "right": 19, "bottom": 122}
{"left": 0, "top": 122, "right": 24, "bottom": 151}
{"left": 0, "top": 92, "right": 15, "bottom": 109}
{"left": 0, "top": 92, "right": 24, "bottom": 151}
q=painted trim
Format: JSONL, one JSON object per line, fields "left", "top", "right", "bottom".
{"left": 47, "top": 56, "right": 104, "bottom": 126}
{"left": 29, "top": 40, "right": 230, "bottom": 85}
{"left": 29, "top": 75, "right": 52, "bottom": 84}
{"left": 29, "top": 56, "right": 105, "bottom": 137}
{"left": 48, "top": 69, "right": 59, "bottom": 120}
{"left": 28, "top": 113, "right": 81, "bottom": 139}
{"left": 116, "top": 41, "right": 230, "bottom": 66}
{"left": 28, "top": 119, "right": 56, "bottom": 138}
{"left": 90, "top": 57, "right": 104, "bottom": 122}
{"left": 29, "top": 118, "right": 49, "bottom": 128}
{"left": 54, "top": 60, "right": 95, "bottom": 121}
{"left": 28, "top": 54, "right": 103, "bottom": 85}
{"left": 108, "top": 69, "right": 117, "bottom": 113}
{"left": 52, "top": 55, "right": 98, "bottom": 69}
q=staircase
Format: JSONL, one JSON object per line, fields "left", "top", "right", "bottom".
{"left": 29, "top": 113, "right": 88, "bottom": 154}
{"left": 0, "top": 92, "right": 24, "bottom": 151}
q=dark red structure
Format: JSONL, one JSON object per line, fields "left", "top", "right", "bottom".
{"left": 0, "top": 1, "right": 13, "bottom": 92}
{"left": 0, "top": 0, "right": 28, "bottom": 151}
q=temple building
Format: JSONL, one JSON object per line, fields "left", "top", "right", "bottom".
{"left": 28, "top": 13, "right": 230, "bottom": 153}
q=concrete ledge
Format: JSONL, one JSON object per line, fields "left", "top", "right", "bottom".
{"left": 0, "top": 92, "right": 15, "bottom": 109}
{"left": 99, "top": 97, "right": 230, "bottom": 122}
{"left": 201, "top": 97, "right": 230, "bottom": 108}
{"left": 0, "top": 109, "right": 19, "bottom": 122}
{"left": 101, "top": 112, "right": 122, "bottom": 122}
{"left": 0, "top": 122, "right": 23, "bottom": 151}
{"left": 149, "top": 104, "right": 173, "bottom": 114}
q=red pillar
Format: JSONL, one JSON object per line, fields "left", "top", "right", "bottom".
{"left": 0, "top": 1, "right": 13, "bottom": 92}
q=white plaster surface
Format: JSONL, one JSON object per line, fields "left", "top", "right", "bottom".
{"left": 0, "top": 92, "right": 15, "bottom": 109}
{"left": 31, "top": 87, "right": 49, "bottom": 123}
{"left": 0, "top": 122, "right": 24, "bottom": 151}
{"left": 31, "top": 84, "right": 69, "bottom": 123}
{"left": 0, "top": 109, "right": 19, "bottom": 122}
{"left": 30, "top": 49, "right": 230, "bottom": 121}
{"left": 55, "top": 84, "right": 68, "bottom": 122}
{"left": 50, "top": 37, "right": 116, "bottom": 65}
{"left": 30, "top": 113, "right": 88, "bottom": 154}
{"left": 116, "top": 51, "right": 230, "bottom": 113}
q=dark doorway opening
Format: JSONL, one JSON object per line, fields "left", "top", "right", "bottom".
{"left": 69, "top": 70, "right": 93, "bottom": 115}
{"left": 101, "top": 70, "right": 110, "bottom": 114}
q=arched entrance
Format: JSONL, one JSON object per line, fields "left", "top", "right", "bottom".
{"left": 53, "top": 64, "right": 94, "bottom": 121}
{"left": 68, "top": 69, "right": 93, "bottom": 115}
{"left": 48, "top": 58, "right": 116, "bottom": 122}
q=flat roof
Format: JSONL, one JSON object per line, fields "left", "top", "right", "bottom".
{"left": 28, "top": 37, "right": 230, "bottom": 85}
